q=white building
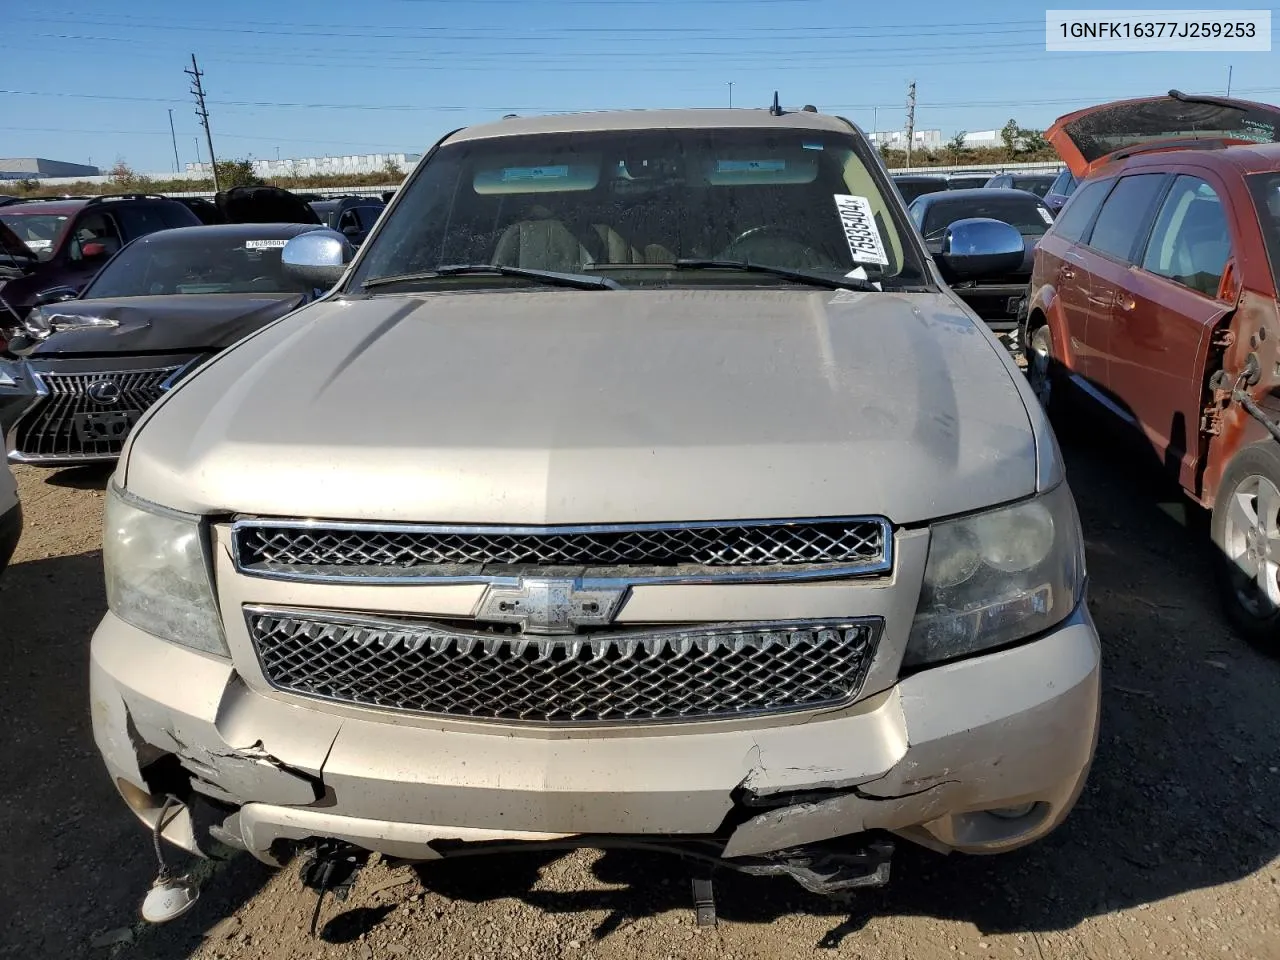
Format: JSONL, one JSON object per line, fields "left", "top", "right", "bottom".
{"left": 185, "top": 152, "right": 422, "bottom": 177}
{"left": 868, "top": 129, "right": 943, "bottom": 150}
{"left": 960, "top": 130, "right": 1002, "bottom": 148}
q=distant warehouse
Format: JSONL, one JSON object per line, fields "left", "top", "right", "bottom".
{"left": 0, "top": 158, "right": 101, "bottom": 181}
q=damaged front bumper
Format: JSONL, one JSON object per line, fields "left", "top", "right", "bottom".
{"left": 91, "top": 602, "right": 1101, "bottom": 871}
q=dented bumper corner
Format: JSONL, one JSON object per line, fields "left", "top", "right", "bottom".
{"left": 91, "top": 603, "right": 1100, "bottom": 865}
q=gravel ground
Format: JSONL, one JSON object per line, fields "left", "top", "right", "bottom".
{"left": 1, "top": 427, "right": 1278, "bottom": 960}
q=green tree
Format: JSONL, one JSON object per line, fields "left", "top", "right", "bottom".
{"left": 1000, "top": 118, "right": 1021, "bottom": 158}
{"left": 1019, "top": 127, "right": 1049, "bottom": 153}
{"left": 214, "top": 159, "right": 264, "bottom": 189}
{"left": 382, "top": 156, "right": 404, "bottom": 180}
{"left": 948, "top": 131, "right": 968, "bottom": 163}
{"left": 108, "top": 159, "right": 152, "bottom": 191}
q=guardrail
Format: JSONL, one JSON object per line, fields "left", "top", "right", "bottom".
{"left": 887, "top": 160, "right": 1066, "bottom": 175}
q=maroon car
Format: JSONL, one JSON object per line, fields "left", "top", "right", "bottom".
{"left": 0, "top": 194, "right": 201, "bottom": 341}
{"left": 1024, "top": 91, "right": 1280, "bottom": 650}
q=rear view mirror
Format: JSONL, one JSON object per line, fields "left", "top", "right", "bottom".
{"left": 938, "top": 218, "right": 1025, "bottom": 280}
{"left": 281, "top": 229, "right": 355, "bottom": 289}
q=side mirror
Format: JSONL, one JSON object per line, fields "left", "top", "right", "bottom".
{"left": 938, "top": 218, "right": 1025, "bottom": 280}
{"left": 32, "top": 286, "right": 79, "bottom": 307}
{"left": 81, "top": 242, "right": 109, "bottom": 260}
{"left": 281, "top": 229, "right": 355, "bottom": 289}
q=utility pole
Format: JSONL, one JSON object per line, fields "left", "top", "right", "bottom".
{"left": 168, "top": 108, "right": 180, "bottom": 174}
{"left": 186, "top": 54, "right": 219, "bottom": 191}
{"left": 1226, "top": 65, "right": 1233, "bottom": 96}
{"left": 904, "top": 80, "right": 917, "bottom": 169}
{"left": 728, "top": 82, "right": 734, "bottom": 108}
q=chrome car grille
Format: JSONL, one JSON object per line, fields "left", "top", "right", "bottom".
{"left": 232, "top": 517, "right": 891, "bottom": 583}
{"left": 12, "top": 365, "right": 185, "bottom": 461}
{"left": 246, "top": 606, "right": 881, "bottom": 724}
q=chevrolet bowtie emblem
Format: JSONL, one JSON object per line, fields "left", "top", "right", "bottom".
{"left": 474, "top": 578, "right": 629, "bottom": 635}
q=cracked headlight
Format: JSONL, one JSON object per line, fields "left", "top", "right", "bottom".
{"left": 103, "top": 485, "right": 228, "bottom": 657}
{"left": 904, "top": 483, "right": 1085, "bottom": 668}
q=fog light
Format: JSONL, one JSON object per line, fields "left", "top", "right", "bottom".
{"left": 988, "top": 802, "right": 1037, "bottom": 820}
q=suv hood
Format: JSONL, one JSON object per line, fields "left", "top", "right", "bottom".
{"left": 123, "top": 289, "right": 1038, "bottom": 525}
{"left": 1048, "top": 90, "right": 1280, "bottom": 176}
{"left": 17, "top": 293, "right": 307, "bottom": 356}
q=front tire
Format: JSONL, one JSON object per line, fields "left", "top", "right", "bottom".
{"left": 1025, "top": 321, "right": 1064, "bottom": 418}
{"left": 1211, "top": 442, "right": 1280, "bottom": 654}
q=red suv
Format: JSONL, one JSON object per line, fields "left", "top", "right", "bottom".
{"left": 1024, "top": 91, "right": 1280, "bottom": 651}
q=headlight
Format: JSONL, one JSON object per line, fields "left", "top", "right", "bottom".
{"left": 103, "top": 485, "right": 228, "bottom": 657}
{"left": 904, "top": 483, "right": 1085, "bottom": 668}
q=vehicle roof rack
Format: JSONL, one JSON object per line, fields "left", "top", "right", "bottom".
{"left": 85, "top": 193, "right": 174, "bottom": 204}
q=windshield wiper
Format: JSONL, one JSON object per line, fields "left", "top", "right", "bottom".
{"left": 362, "top": 263, "right": 622, "bottom": 291}
{"left": 671, "top": 258, "right": 878, "bottom": 292}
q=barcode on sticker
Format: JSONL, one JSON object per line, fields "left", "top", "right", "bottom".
{"left": 833, "top": 195, "right": 889, "bottom": 267}
{"left": 245, "top": 238, "right": 288, "bottom": 249}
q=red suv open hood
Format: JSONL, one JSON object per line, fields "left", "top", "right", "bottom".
{"left": 1047, "top": 90, "right": 1280, "bottom": 177}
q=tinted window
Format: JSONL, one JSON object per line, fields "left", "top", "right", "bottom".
{"left": 920, "top": 194, "right": 1053, "bottom": 238}
{"left": 1050, "top": 179, "right": 1110, "bottom": 242}
{"left": 1012, "top": 176, "right": 1054, "bottom": 198}
{"left": 1086, "top": 174, "right": 1166, "bottom": 261}
{"left": 83, "top": 231, "right": 312, "bottom": 297}
{"left": 356, "top": 205, "right": 381, "bottom": 229}
{"left": 354, "top": 127, "right": 923, "bottom": 288}
{"left": 116, "top": 205, "right": 171, "bottom": 239}
{"left": 1141, "top": 176, "right": 1231, "bottom": 297}
{"left": 1248, "top": 172, "right": 1280, "bottom": 290}
{"left": 1049, "top": 169, "right": 1073, "bottom": 196}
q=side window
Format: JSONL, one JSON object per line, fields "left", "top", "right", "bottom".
{"left": 356, "top": 206, "right": 381, "bottom": 230}
{"left": 67, "top": 212, "right": 123, "bottom": 261}
{"left": 1050, "top": 169, "right": 1072, "bottom": 195}
{"left": 116, "top": 205, "right": 170, "bottom": 240}
{"left": 907, "top": 201, "right": 925, "bottom": 229}
{"left": 1063, "top": 175, "right": 1079, "bottom": 198}
{"left": 1141, "top": 175, "right": 1232, "bottom": 298}
{"left": 1049, "top": 179, "right": 1111, "bottom": 242}
{"left": 1086, "top": 174, "right": 1167, "bottom": 261}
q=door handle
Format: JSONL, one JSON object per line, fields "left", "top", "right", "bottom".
{"left": 1061, "top": 266, "right": 1076, "bottom": 280}
{"left": 1116, "top": 294, "right": 1136, "bottom": 312}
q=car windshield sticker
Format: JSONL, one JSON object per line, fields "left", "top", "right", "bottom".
{"left": 245, "top": 238, "right": 288, "bottom": 249}
{"left": 501, "top": 165, "right": 570, "bottom": 182}
{"left": 833, "top": 194, "right": 889, "bottom": 266}
{"left": 1037, "top": 207, "right": 1055, "bottom": 225}
{"left": 716, "top": 159, "right": 787, "bottom": 173}
{"left": 802, "top": 142, "right": 824, "bottom": 151}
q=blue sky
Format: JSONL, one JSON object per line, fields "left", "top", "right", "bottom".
{"left": 3, "top": 0, "right": 1277, "bottom": 173}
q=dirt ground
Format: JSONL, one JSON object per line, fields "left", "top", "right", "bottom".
{"left": 2, "top": 428, "right": 1278, "bottom": 960}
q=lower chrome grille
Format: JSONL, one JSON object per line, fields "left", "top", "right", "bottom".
{"left": 246, "top": 606, "right": 882, "bottom": 724}
{"left": 13, "top": 364, "right": 185, "bottom": 461}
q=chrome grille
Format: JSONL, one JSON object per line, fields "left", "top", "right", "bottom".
{"left": 13, "top": 365, "right": 184, "bottom": 461}
{"left": 246, "top": 606, "right": 881, "bottom": 724}
{"left": 233, "top": 518, "right": 890, "bottom": 583}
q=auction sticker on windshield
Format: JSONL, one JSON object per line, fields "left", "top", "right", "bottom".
{"left": 245, "top": 239, "right": 289, "bottom": 250}
{"left": 833, "top": 195, "right": 889, "bottom": 267}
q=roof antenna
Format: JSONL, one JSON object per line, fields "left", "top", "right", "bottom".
{"left": 769, "top": 91, "right": 783, "bottom": 116}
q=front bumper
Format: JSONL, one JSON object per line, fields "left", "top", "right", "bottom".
{"left": 0, "top": 500, "right": 21, "bottom": 573}
{"left": 90, "top": 603, "right": 1101, "bottom": 865}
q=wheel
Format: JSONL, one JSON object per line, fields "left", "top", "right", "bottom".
{"left": 1211, "top": 442, "right": 1280, "bottom": 654}
{"left": 1024, "top": 322, "right": 1060, "bottom": 415}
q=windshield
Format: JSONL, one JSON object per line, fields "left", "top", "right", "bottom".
{"left": 1248, "top": 172, "right": 1280, "bottom": 290}
{"left": 351, "top": 127, "right": 922, "bottom": 290}
{"left": 83, "top": 232, "right": 314, "bottom": 298}
{"left": 921, "top": 195, "right": 1053, "bottom": 239}
{"left": 0, "top": 213, "right": 69, "bottom": 261}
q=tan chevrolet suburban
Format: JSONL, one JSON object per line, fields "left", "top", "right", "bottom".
{"left": 91, "top": 105, "right": 1101, "bottom": 919}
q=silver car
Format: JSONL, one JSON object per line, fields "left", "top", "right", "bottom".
{"left": 91, "top": 107, "right": 1100, "bottom": 909}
